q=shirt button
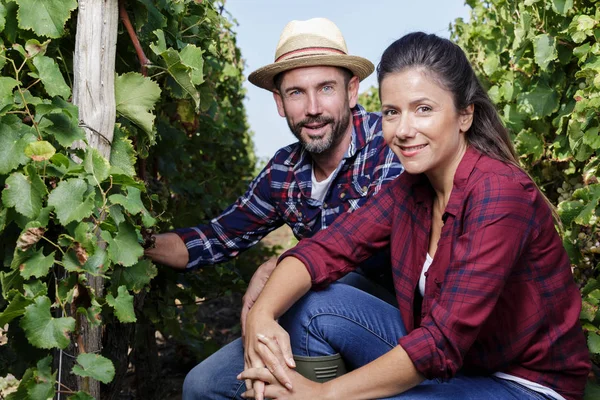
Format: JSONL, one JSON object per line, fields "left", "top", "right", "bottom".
{"left": 421, "top": 312, "right": 426, "bottom": 318}
{"left": 339, "top": 192, "right": 346, "bottom": 199}
{"left": 298, "top": 211, "right": 303, "bottom": 218}
{"left": 424, "top": 272, "right": 429, "bottom": 277}
{"left": 362, "top": 185, "right": 368, "bottom": 192}
{"left": 323, "top": 203, "right": 328, "bottom": 209}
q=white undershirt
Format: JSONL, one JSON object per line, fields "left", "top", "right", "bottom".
{"left": 418, "top": 254, "right": 565, "bottom": 399}
{"left": 310, "top": 167, "right": 335, "bottom": 202}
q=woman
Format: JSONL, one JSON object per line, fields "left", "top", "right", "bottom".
{"left": 239, "top": 32, "right": 591, "bottom": 400}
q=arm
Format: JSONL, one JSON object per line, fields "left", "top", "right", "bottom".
{"left": 147, "top": 160, "right": 283, "bottom": 270}
{"left": 240, "top": 256, "right": 278, "bottom": 336}
{"left": 242, "top": 256, "right": 424, "bottom": 400}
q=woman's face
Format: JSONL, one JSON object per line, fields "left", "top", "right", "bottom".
{"left": 380, "top": 68, "right": 473, "bottom": 181}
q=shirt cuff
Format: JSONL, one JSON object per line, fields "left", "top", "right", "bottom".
{"left": 398, "top": 327, "right": 452, "bottom": 380}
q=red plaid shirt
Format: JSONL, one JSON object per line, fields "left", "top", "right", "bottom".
{"left": 283, "top": 147, "right": 591, "bottom": 400}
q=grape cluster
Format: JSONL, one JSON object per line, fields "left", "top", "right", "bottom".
{"left": 556, "top": 178, "right": 584, "bottom": 204}
{"left": 573, "top": 225, "right": 600, "bottom": 289}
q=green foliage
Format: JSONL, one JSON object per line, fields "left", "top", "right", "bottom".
{"left": 0, "top": 0, "right": 271, "bottom": 397}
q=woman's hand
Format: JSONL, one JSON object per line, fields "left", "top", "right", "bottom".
{"left": 243, "top": 310, "right": 296, "bottom": 400}
{"left": 238, "top": 367, "right": 325, "bottom": 400}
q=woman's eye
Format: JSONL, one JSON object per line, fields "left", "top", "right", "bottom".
{"left": 383, "top": 109, "right": 398, "bottom": 116}
{"left": 417, "top": 105, "right": 432, "bottom": 113}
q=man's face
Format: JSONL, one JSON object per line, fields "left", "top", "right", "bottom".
{"left": 274, "top": 66, "right": 358, "bottom": 154}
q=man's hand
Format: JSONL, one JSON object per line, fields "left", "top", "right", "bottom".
{"left": 144, "top": 233, "right": 189, "bottom": 270}
{"left": 241, "top": 257, "right": 278, "bottom": 337}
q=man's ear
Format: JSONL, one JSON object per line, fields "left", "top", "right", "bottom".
{"left": 459, "top": 104, "right": 474, "bottom": 133}
{"left": 347, "top": 76, "right": 360, "bottom": 108}
{"left": 273, "top": 91, "right": 285, "bottom": 117}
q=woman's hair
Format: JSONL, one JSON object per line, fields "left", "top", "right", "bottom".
{"left": 377, "top": 32, "right": 519, "bottom": 168}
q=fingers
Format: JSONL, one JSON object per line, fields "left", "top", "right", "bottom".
{"left": 256, "top": 335, "right": 293, "bottom": 390}
{"left": 237, "top": 367, "right": 275, "bottom": 384}
{"left": 258, "top": 331, "right": 296, "bottom": 369}
{"left": 240, "top": 302, "right": 249, "bottom": 338}
{"left": 253, "top": 378, "right": 265, "bottom": 400}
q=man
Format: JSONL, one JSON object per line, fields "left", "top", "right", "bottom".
{"left": 145, "top": 17, "right": 402, "bottom": 399}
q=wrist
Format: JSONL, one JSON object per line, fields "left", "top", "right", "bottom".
{"left": 319, "top": 380, "right": 337, "bottom": 400}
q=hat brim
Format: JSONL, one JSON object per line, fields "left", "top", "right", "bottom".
{"left": 248, "top": 55, "right": 375, "bottom": 92}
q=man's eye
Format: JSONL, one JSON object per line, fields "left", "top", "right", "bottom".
{"left": 322, "top": 86, "right": 333, "bottom": 93}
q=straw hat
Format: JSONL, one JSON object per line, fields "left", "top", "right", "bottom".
{"left": 248, "top": 18, "right": 374, "bottom": 92}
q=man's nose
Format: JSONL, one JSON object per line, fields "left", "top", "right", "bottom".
{"left": 306, "top": 92, "right": 322, "bottom": 116}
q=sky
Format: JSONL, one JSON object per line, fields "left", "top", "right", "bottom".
{"left": 224, "top": 0, "right": 472, "bottom": 160}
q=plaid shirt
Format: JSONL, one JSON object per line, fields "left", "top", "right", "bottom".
{"left": 284, "top": 147, "right": 591, "bottom": 400}
{"left": 175, "top": 104, "right": 402, "bottom": 269}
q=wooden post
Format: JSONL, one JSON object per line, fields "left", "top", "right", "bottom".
{"left": 68, "top": 1, "right": 119, "bottom": 398}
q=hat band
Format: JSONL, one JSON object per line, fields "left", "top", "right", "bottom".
{"left": 275, "top": 47, "right": 346, "bottom": 62}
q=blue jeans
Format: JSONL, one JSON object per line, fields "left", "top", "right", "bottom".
{"left": 183, "top": 283, "right": 550, "bottom": 399}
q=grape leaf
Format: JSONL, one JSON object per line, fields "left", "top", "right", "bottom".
{"left": 0, "top": 293, "right": 33, "bottom": 326}
{"left": 515, "top": 130, "right": 544, "bottom": 161}
{"left": 2, "top": 170, "right": 47, "bottom": 219}
{"left": 109, "top": 187, "right": 156, "bottom": 226}
{"left": 24, "top": 140, "right": 55, "bottom": 161}
{"left": 533, "top": 34, "right": 557, "bottom": 70}
{"left": 47, "top": 178, "right": 95, "bottom": 225}
{"left": 18, "top": 248, "right": 55, "bottom": 279}
{"left": 68, "top": 392, "right": 95, "bottom": 400}
{"left": 0, "top": 115, "right": 37, "bottom": 174}
{"left": 101, "top": 222, "right": 143, "bottom": 267}
{"left": 180, "top": 44, "right": 205, "bottom": 86}
{"left": 32, "top": 55, "right": 70, "bottom": 98}
{"left": 0, "top": 76, "right": 18, "bottom": 113}
{"left": 26, "top": 355, "right": 55, "bottom": 400}
{"left": 0, "top": 270, "right": 24, "bottom": 299}
{"left": 106, "top": 285, "right": 136, "bottom": 323}
{"left": 517, "top": 82, "right": 560, "bottom": 118}
{"left": 72, "top": 353, "right": 115, "bottom": 384}
{"left": 39, "top": 112, "right": 86, "bottom": 148}
{"left": 115, "top": 72, "right": 161, "bottom": 136}
{"left": 109, "top": 126, "right": 136, "bottom": 177}
{"left": 14, "top": 0, "right": 77, "bottom": 38}
{"left": 20, "top": 296, "right": 75, "bottom": 349}
{"left": 113, "top": 259, "right": 157, "bottom": 292}
{"left": 84, "top": 147, "right": 111, "bottom": 184}
{"left": 83, "top": 246, "right": 108, "bottom": 276}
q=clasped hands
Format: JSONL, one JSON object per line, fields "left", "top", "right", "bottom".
{"left": 239, "top": 313, "right": 324, "bottom": 400}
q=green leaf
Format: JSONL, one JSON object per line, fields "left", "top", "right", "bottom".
{"left": 0, "top": 115, "right": 37, "bottom": 174}
{"left": 14, "top": 0, "right": 77, "bottom": 38}
{"left": 19, "top": 249, "right": 55, "bottom": 279}
{"left": 68, "top": 392, "right": 96, "bottom": 400}
{"left": 83, "top": 246, "right": 108, "bottom": 276}
{"left": 32, "top": 55, "right": 70, "bottom": 98}
{"left": 0, "top": 206, "right": 6, "bottom": 234}
{"left": 572, "top": 185, "right": 600, "bottom": 225}
{"left": 109, "top": 126, "right": 137, "bottom": 177}
{"left": 0, "top": 2, "right": 6, "bottom": 32}
{"left": 25, "top": 38, "right": 50, "bottom": 58}
{"left": 115, "top": 72, "right": 161, "bottom": 137}
{"left": 0, "top": 293, "right": 33, "bottom": 326}
{"left": 84, "top": 147, "right": 111, "bottom": 184}
{"left": 180, "top": 44, "right": 205, "bottom": 86}
{"left": 551, "top": 0, "right": 573, "bottom": 15}
{"left": 0, "top": 270, "right": 24, "bottom": 299}
{"left": 20, "top": 296, "right": 76, "bottom": 349}
{"left": 72, "top": 353, "right": 115, "bottom": 384}
{"left": 47, "top": 178, "right": 95, "bottom": 225}
{"left": 517, "top": 82, "right": 560, "bottom": 118}
{"left": 482, "top": 53, "right": 500, "bottom": 76}
{"left": 532, "top": 34, "right": 557, "bottom": 70}
{"left": 101, "top": 222, "right": 143, "bottom": 267}
{"left": 39, "top": 112, "right": 86, "bottom": 147}
{"left": 106, "top": 285, "right": 136, "bottom": 323}
{"left": 109, "top": 187, "right": 156, "bottom": 226}
{"left": 26, "top": 355, "right": 55, "bottom": 400}
{"left": 113, "top": 259, "right": 157, "bottom": 292}
{"left": 588, "top": 331, "right": 600, "bottom": 354}
{"left": 515, "top": 130, "right": 544, "bottom": 161}
{"left": 583, "top": 126, "right": 600, "bottom": 149}
{"left": 24, "top": 140, "right": 56, "bottom": 161}
{"left": 2, "top": 170, "right": 46, "bottom": 218}
{"left": 23, "top": 280, "right": 48, "bottom": 298}
{"left": 558, "top": 201, "right": 585, "bottom": 226}
{"left": 0, "top": 76, "right": 18, "bottom": 113}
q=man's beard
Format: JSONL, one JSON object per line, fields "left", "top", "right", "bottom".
{"left": 287, "top": 109, "right": 351, "bottom": 154}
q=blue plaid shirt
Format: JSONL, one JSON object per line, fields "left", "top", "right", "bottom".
{"left": 176, "top": 104, "right": 403, "bottom": 270}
